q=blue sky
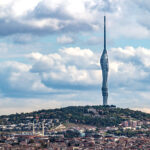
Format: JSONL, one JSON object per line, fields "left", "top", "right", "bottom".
{"left": 0, "top": 0, "right": 150, "bottom": 114}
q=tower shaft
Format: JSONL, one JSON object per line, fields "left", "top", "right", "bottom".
{"left": 100, "top": 16, "right": 109, "bottom": 105}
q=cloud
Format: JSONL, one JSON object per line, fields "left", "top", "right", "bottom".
{"left": 29, "top": 0, "right": 72, "bottom": 20}
{"left": 109, "top": 47, "right": 150, "bottom": 91}
{"left": 0, "top": 47, "right": 101, "bottom": 98}
{"left": 57, "top": 35, "right": 74, "bottom": 44}
{"left": 28, "top": 47, "right": 101, "bottom": 90}
{"left": 0, "top": 0, "right": 96, "bottom": 36}
{"left": 0, "top": 46, "right": 150, "bottom": 113}
{"left": 0, "top": 61, "right": 55, "bottom": 97}
{"left": 1, "top": 0, "right": 150, "bottom": 39}
{"left": 27, "top": 46, "right": 150, "bottom": 96}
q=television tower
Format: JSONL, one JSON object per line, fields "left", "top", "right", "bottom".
{"left": 100, "top": 16, "right": 109, "bottom": 105}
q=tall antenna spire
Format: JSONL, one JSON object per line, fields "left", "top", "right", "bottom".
{"left": 104, "top": 16, "right": 106, "bottom": 50}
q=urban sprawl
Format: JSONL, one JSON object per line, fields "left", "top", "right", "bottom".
{"left": 1, "top": 107, "right": 150, "bottom": 149}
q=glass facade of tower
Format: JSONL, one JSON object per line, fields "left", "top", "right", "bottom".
{"left": 100, "top": 16, "right": 109, "bottom": 105}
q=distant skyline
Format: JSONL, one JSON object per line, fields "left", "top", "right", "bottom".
{"left": 0, "top": 0, "right": 150, "bottom": 114}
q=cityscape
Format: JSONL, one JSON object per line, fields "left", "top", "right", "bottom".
{"left": 1, "top": 0, "right": 150, "bottom": 149}
{"left": 1, "top": 106, "right": 150, "bottom": 149}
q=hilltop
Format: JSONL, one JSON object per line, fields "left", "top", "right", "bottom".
{"left": 0, "top": 105, "right": 150, "bottom": 127}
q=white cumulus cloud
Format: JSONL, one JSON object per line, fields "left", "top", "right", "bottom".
{"left": 0, "top": 46, "right": 150, "bottom": 114}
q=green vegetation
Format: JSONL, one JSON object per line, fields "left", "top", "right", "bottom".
{"left": 0, "top": 105, "right": 150, "bottom": 127}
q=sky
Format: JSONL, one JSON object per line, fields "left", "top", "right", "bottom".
{"left": 0, "top": 0, "right": 150, "bottom": 115}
